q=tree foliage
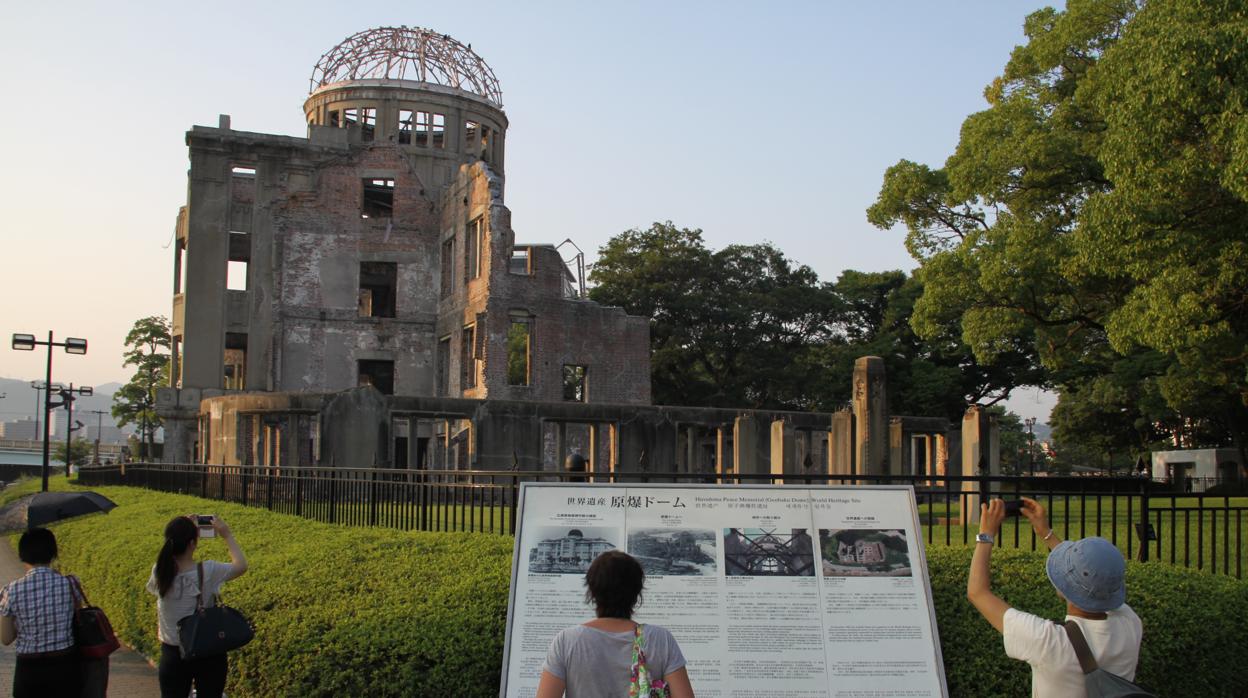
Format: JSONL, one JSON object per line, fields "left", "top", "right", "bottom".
{"left": 588, "top": 223, "right": 1036, "bottom": 424}
{"left": 868, "top": 0, "right": 1248, "bottom": 455}
{"left": 54, "top": 438, "right": 93, "bottom": 466}
{"left": 112, "top": 316, "right": 170, "bottom": 458}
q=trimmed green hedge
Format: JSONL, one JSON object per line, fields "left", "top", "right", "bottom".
{"left": 4, "top": 478, "right": 512, "bottom": 697}
{"left": 6, "top": 479, "right": 1247, "bottom": 696}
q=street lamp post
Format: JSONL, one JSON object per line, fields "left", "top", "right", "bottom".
{"left": 58, "top": 383, "right": 92, "bottom": 476}
{"left": 1024, "top": 417, "right": 1037, "bottom": 477}
{"left": 11, "top": 332, "right": 87, "bottom": 492}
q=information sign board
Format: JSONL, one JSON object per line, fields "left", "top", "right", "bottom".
{"left": 501, "top": 483, "right": 947, "bottom": 697}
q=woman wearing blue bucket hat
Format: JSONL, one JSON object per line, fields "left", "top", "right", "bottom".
{"left": 967, "top": 497, "right": 1143, "bottom": 697}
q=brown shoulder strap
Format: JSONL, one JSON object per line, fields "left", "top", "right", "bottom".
{"left": 1063, "top": 621, "right": 1099, "bottom": 675}
{"left": 66, "top": 574, "right": 87, "bottom": 608}
{"left": 195, "top": 562, "right": 205, "bottom": 612}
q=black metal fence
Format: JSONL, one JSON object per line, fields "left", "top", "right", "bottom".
{"left": 77, "top": 463, "right": 1245, "bottom": 578}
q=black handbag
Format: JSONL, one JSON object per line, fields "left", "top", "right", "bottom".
{"left": 67, "top": 575, "right": 121, "bottom": 659}
{"left": 176, "top": 562, "right": 254, "bottom": 659}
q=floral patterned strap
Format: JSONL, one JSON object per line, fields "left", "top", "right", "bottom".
{"left": 629, "top": 624, "right": 671, "bottom": 698}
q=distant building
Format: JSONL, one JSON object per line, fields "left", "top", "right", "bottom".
{"left": 157, "top": 26, "right": 650, "bottom": 466}
{"left": 0, "top": 418, "right": 39, "bottom": 440}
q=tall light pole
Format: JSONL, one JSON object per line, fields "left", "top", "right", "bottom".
{"left": 1024, "top": 417, "right": 1037, "bottom": 477}
{"left": 11, "top": 333, "right": 87, "bottom": 492}
{"left": 58, "top": 383, "right": 92, "bottom": 476}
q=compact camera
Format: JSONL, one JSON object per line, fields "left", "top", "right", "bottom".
{"left": 1003, "top": 500, "right": 1024, "bottom": 517}
{"left": 196, "top": 514, "right": 216, "bottom": 537}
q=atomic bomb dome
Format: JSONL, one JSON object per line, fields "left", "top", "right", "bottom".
{"left": 310, "top": 26, "right": 502, "bottom": 105}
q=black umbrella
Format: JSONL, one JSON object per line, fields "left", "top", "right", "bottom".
{"left": 0, "top": 492, "right": 118, "bottom": 531}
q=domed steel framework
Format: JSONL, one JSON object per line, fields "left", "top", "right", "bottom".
{"left": 310, "top": 27, "right": 503, "bottom": 105}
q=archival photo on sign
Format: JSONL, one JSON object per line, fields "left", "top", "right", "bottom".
{"left": 722, "top": 527, "right": 816, "bottom": 576}
{"left": 627, "top": 528, "right": 717, "bottom": 576}
{"left": 818, "top": 528, "right": 912, "bottom": 577}
{"left": 527, "top": 526, "right": 618, "bottom": 574}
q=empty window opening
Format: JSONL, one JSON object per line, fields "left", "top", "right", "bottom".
{"left": 224, "top": 333, "right": 247, "bottom": 390}
{"left": 328, "top": 110, "right": 341, "bottom": 128}
{"left": 562, "top": 365, "right": 587, "bottom": 402}
{"left": 461, "top": 325, "right": 478, "bottom": 390}
{"left": 358, "top": 359, "right": 395, "bottom": 395}
{"left": 343, "top": 108, "right": 358, "bottom": 129}
{"left": 509, "top": 247, "right": 531, "bottom": 275}
{"left": 507, "top": 316, "right": 532, "bottom": 386}
{"left": 398, "top": 110, "right": 413, "bottom": 145}
{"left": 436, "top": 336, "right": 451, "bottom": 396}
{"left": 440, "top": 238, "right": 454, "bottom": 297}
{"left": 431, "top": 113, "right": 446, "bottom": 148}
{"left": 480, "top": 126, "right": 491, "bottom": 161}
{"left": 226, "top": 261, "right": 248, "bottom": 291}
{"left": 465, "top": 120, "right": 480, "bottom": 156}
{"left": 358, "top": 261, "right": 397, "bottom": 318}
{"left": 361, "top": 178, "right": 395, "bottom": 219}
{"left": 172, "top": 336, "right": 183, "bottom": 389}
{"left": 415, "top": 111, "right": 430, "bottom": 147}
{"left": 465, "top": 216, "right": 484, "bottom": 281}
{"left": 360, "top": 107, "right": 376, "bottom": 141}
{"left": 175, "top": 240, "right": 187, "bottom": 294}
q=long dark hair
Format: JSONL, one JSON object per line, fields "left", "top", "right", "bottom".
{"left": 155, "top": 516, "right": 198, "bottom": 597}
{"left": 584, "top": 551, "right": 644, "bottom": 620}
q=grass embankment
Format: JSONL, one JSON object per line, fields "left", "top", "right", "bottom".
{"left": 5, "top": 478, "right": 1247, "bottom": 696}
{"left": 2, "top": 478, "right": 513, "bottom": 697}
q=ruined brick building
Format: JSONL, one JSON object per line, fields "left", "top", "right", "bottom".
{"left": 158, "top": 27, "right": 650, "bottom": 465}
{"left": 155, "top": 27, "right": 998, "bottom": 492}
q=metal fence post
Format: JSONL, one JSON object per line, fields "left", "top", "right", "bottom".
{"left": 368, "top": 468, "right": 378, "bottom": 527}
{"left": 1139, "top": 478, "right": 1151, "bottom": 562}
{"left": 328, "top": 464, "right": 338, "bottom": 524}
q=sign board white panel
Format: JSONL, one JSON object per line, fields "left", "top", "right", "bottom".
{"left": 500, "top": 483, "right": 947, "bottom": 698}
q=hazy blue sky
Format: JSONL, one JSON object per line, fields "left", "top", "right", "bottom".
{"left": 0, "top": 0, "right": 1059, "bottom": 421}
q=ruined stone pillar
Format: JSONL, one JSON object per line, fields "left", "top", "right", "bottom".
{"left": 716, "top": 426, "right": 731, "bottom": 478}
{"left": 852, "top": 356, "right": 888, "bottom": 477}
{"left": 934, "top": 434, "right": 948, "bottom": 477}
{"left": 959, "top": 406, "right": 1001, "bottom": 525}
{"left": 733, "top": 414, "right": 767, "bottom": 476}
{"left": 828, "top": 409, "right": 854, "bottom": 476}
{"left": 770, "top": 420, "right": 796, "bottom": 482}
{"left": 888, "top": 418, "right": 906, "bottom": 477}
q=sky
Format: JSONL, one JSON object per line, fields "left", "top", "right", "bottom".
{"left": 0, "top": 0, "right": 1060, "bottom": 423}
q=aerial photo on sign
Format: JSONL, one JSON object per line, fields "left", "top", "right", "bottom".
{"left": 819, "top": 528, "right": 912, "bottom": 577}
{"left": 627, "top": 527, "right": 717, "bottom": 576}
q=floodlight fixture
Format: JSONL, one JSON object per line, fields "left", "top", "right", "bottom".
{"left": 12, "top": 334, "right": 35, "bottom": 351}
{"left": 64, "top": 338, "right": 88, "bottom": 355}
{"left": 78, "top": 386, "right": 94, "bottom": 397}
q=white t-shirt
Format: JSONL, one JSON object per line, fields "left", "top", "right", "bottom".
{"left": 145, "top": 561, "right": 235, "bottom": 646}
{"left": 1003, "top": 604, "right": 1143, "bottom": 698}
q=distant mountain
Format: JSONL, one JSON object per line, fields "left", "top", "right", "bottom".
{"left": 0, "top": 377, "right": 118, "bottom": 427}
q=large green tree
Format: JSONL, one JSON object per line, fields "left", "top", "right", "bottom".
{"left": 589, "top": 223, "right": 1038, "bottom": 424}
{"left": 112, "top": 315, "right": 171, "bottom": 460}
{"left": 589, "top": 223, "right": 840, "bottom": 409}
{"left": 868, "top": 0, "right": 1248, "bottom": 456}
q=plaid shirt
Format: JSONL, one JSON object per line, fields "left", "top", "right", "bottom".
{"left": 0, "top": 567, "right": 81, "bottom": 655}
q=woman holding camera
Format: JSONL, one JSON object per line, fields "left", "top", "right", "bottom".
{"left": 146, "top": 515, "right": 248, "bottom": 698}
{"left": 536, "top": 550, "right": 694, "bottom": 698}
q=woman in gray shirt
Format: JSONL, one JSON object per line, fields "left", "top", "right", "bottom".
{"left": 537, "top": 551, "right": 694, "bottom": 698}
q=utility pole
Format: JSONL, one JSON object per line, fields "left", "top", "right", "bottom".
{"left": 86, "top": 409, "right": 108, "bottom": 465}
{"left": 1024, "top": 417, "right": 1037, "bottom": 477}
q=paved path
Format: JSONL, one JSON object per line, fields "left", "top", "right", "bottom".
{"left": 0, "top": 538, "right": 161, "bottom": 697}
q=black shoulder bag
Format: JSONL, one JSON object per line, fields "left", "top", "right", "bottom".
{"left": 176, "top": 562, "right": 255, "bottom": 659}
